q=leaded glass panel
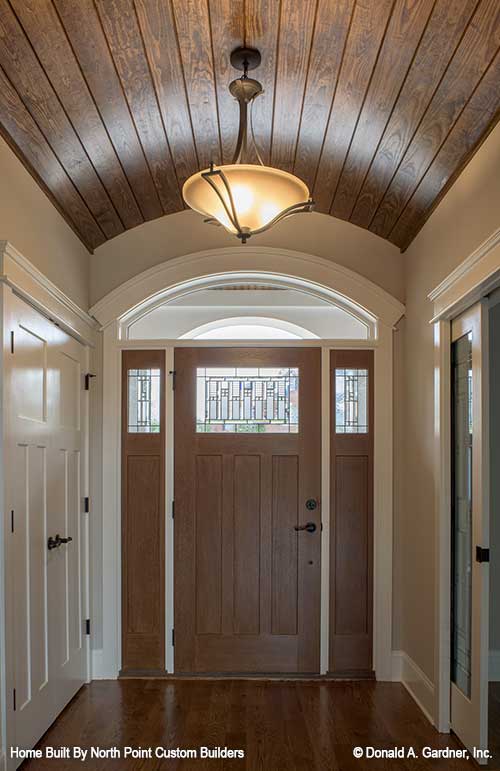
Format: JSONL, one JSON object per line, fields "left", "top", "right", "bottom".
{"left": 335, "top": 368, "right": 368, "bottom": 433}
{"left": 128, "top": 368, "right": 160, "bottom": 432}
{"left": 196, "top": 367, "right": 299, "bottom": 433}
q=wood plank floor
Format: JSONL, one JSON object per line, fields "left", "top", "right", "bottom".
{"left": 20, "top": 680, "right": 486, "bottom": 770}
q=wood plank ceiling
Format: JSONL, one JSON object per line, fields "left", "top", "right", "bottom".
{"left": 0, "top": 0, "right": 499, "bottom": 252}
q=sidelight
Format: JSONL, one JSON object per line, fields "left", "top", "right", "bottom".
{"left": 128, "top": 368, "right": 161, "bottom": 433}
{"left": 196, "top": 367, "right": 299, "bottom": 433}
{"left": 335, "top": 368, "right": 368, "bottom": 433}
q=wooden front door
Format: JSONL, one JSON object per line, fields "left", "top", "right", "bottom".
{"left": 174, "top": 348, "right": 321, "bottom": 673}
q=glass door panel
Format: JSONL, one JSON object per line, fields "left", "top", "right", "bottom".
{"left": 451, "top": 332, "right": 472, "bottom": 697}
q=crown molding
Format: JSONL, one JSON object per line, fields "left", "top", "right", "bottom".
{"left": 0, "top": 240, "right": 97, "bottom": 345}
{"left": 429, "top": 226, "right": 500, "bottom": 320}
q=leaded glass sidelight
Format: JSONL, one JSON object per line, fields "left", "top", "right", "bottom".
{"left": 335, "top": 368, "right": 368, "bottom": 433}
{"left": 196, "top": 367, "right": 299, "bottom": 433}
{"left": 128, "top": 368, "right": 161, "bottom": 432}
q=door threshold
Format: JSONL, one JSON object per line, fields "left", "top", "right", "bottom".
{"left": 119, "top": 670, "right": 375, "bottom": 681}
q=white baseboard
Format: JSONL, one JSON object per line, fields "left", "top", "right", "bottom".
{"left": 490, "top": 650, "right": 500, "bottom": 681}
{"left": 392, "top": 650, "right": 435, "bottom": 726}
{"left": 91, "top": 649, "right": 119, "bottom": 680}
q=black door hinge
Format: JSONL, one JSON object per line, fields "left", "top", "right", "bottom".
{"left": 11, "top": 510, "right": 14, "bottom": 533}
{"left": 13, "top": 688, "right": 16, "bottom": 711}
{"left": 84, "top": 496, "right": 90, "bottom": 513}
{"left": 171, "top": 500, "right": 175, "bottom": 519}
{"left": 10, "top": 330, "right": 14, "bottom": 354}
{"left": 476, "top": 546, "right": 490, "bottom": 563}
{"left": 84, "top": 373, "right": 96, "bottom": 391}
{"left": 172, "top": 629, "right": 175, "bottom": 646}
{"left": 169, "top": 370, "right": 176, "bottom": 390}
{"left": 85, "top": 619, "right": 91, "bottom": 635}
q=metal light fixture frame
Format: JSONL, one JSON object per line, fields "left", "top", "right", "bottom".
{"left": 199, "top": 47, "right": 314, "bottom": 244}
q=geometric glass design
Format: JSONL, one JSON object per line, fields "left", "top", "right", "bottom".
{"left": 196, "top": 367, "right": 299, "bottom": 433}
{"left": 335, "top": 368, "right": 368, "bottom": 433}
{"left": 128, "top": 368, "right": 160, "bottom": 432}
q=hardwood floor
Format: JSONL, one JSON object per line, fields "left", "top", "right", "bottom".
{"left": 19, "top": 680, "right": 483, "bottom": 770}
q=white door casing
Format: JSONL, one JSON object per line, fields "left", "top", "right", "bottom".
{"left": 3, "top": 290, "right": 89, "bottom": 768}
{"left": 449, "top": 303, "right": 489, "bottom": 760}
{"left": 431, "top": 229, "right": 499, "bottom": 736}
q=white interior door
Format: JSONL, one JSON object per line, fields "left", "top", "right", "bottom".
{"left": 450, "top": 301, "right": 489, "bottom": 760}
{"left": 4, "top": 292, "right": 87, "bottom": 764}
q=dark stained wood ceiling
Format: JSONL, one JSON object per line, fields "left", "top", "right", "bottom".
{"left": 0, "top": 0, "right": 499, "bottom": 252}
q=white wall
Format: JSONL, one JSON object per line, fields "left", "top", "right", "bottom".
{"left": 401, "top": 120, "right": 500, "bottom": 685}
{"left": 0, "top": 135, "right": 90, "bottom": 309}
{"left": 90, "top": 210, "right": 404, "bottom": 306}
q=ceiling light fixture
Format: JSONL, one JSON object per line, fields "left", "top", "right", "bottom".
{"left": 182, "top": 47, "right": 314, "bottom": 243}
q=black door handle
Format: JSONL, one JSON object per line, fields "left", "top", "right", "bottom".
{"left": 294, "top": 522, "right": 317, "bottom": 533}
{"left": 47, "top": 534, "right": 73, "bottom": 550}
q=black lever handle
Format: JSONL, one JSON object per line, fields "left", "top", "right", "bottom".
{"left": 47, "top": 534, "right": 73, "bottom": 550}
{"left": 294, "top": 522, "right": 316, "bottom": 533}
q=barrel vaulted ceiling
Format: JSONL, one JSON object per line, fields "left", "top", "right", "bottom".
{"left": 0, "top": 0, "right": 499, "bottom": 252}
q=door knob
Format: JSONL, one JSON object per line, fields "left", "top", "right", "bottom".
{"left": 58, "top": 535, "right": 73, "bottom": 544}
{"left": 294, "top": 522, "right": 317, "bottom": 533}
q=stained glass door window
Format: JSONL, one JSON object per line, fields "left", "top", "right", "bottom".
{"left": 335, "top": 368, "right": 368, "bottom": 433}
{"left": 128, "top": 368, "right": 161, "bottom": 432}
{"left": 196, "top": 367, "right": 299, "bottom": 433}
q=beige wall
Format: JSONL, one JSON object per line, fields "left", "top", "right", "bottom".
{"left": 400, "top": 121, "right": 500, "bottom": 682}
{"left": 90, "top": 209, "right": 404, "bottom": 305}
{"left": 0, "top": 135, "right": 90, "bottom": 309}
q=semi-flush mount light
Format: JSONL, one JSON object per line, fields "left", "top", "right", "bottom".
{"left": 182, "top": 47, "right": 314, "bottom": 243}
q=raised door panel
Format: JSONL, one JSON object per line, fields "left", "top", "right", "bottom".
{"left": 126, "top": 455, "right": 161, "bottom": 633}
{"left": 47, "top": 449, "right": 70, "bottom": 676}
{"left": 195, "top": 455, "right": 223, "bottom": 636}
{"left": 233, "top": 455, "right": 261, "bottom": 636}
{"left": 332, "top": 455, "right": 370, "bottom": 669}
{"left": 271, "top": 455, "right": 299, "bottom": 636}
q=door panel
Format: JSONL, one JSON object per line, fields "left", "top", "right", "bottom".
{"left": 5, "top": 293, "right": 87, "bottom": 761}
{"left": 272, "top": 455, "right": 299, "bottom": 636}
{"left": 174, "top": 348, "right": 321, "bottom": 674}
{"left": 121, "top": 350, "right": 166, "bottom": 672}
{"left": 329, "top": 350, "right": 374, "bottom": 675}
{"left": 233, "top": 455, "right": 260, "bottom": 635}
{"left": 450, "top": 303, "right": 489, "bottom": 760}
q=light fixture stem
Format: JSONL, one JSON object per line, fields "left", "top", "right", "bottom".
{"left": 232, "top": 97, "right": 250, "bottom": 164}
